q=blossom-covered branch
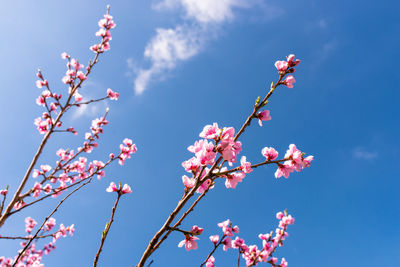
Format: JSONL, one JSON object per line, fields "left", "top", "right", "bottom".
{"left": 136, "top": 55, "right": 313, "bottom": 267}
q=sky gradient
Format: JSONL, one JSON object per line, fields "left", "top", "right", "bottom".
{"left": 0, "top": 0, "right": 399, "bottom": 266}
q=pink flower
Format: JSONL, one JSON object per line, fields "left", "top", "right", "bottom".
{"left": 257, "top": 110, "right": 271, "bottom": 126}
{"left": 280, "top": 257, "right": 288, "bottom": 267}
{"left": 225, "top": 172, "right": 245, "bottom": 189}
{"left": 221, "top": 237, "right": 232, "bottom": 251}
{"left": 44, "top": 218, "right": 56, "bottom": 231}
{"left": 275, "top": 60, "right": 288, "bottom": 72}
{"left": 261, "top": 147, "right": 278, "bottom": 161}
{"left": 43, "top": 184, "right": 52, "bottom": 194}
{"left": 66, "top": 224, "right": 75, "bottom": 236}
{"left": 182, "top": 175, "right": 195, "bottom": 190}
{"left": 206, "top": 256, "right": 215, "bottom": 267}
{"left": 25, "top": 217, "right": 37, "bottom": 233}
{"left": 32, "top": 182, "right": 42, "bottom": 198}
{"left": 121, "top": 184, "right": 132, "bottom": 194}
{"left": 284, "top": 75, "right": 296, "bottom": 88}
{"left": 209, "top": 235, "right": 219, "bottom": 245}
{"left": 178, "top": 235, "right": 199, "bottom": 251}
{"left": 287, "top": 54, "right": 300, "bottom": 67}
{"left": 240, "top": 156, "right": 253, "bottom": 174}
{"left": 106, "top": 182, "right": 118, "bottom": 192}
{"left": 61, "top": 52, "right": 69, "bottom": 59}
{"left": 77, "top": 71, "right": 87, "bottom": 80}
{"left": 231, "top": 237, "right": 245, "bottom": 249}
{"left": 276, "top": 211, "right": 284, "bottom": 220}
{"left": 107, "top": 88, "right": 119, "bottom": 100}
{"left": 191, "top": 225, "right": 203, "bottom": 235}
{"left": 275, "top": 163, "right": 293, "bottom": 179}
{"left": 0, "top": 189, "right": 7, "bottom": 196}
{"left": 199, "top": 123, "right": 220, "bottom": 139}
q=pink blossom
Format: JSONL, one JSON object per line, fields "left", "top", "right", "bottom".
{"left": 275, "top": 163, "right": 293, "bottom": 179}
{"left": 240, "top": 156, "right": 253, "bottom": 174}
{"left": 231, "top": 236, "right": 245, "bottom": 249}
{"left": 43, "top": 184, "right": 52, "bottom": 194}
{"left": 257, "top": 110, "right": 271, "bottom": 126}
{"left": 36, "top": 96, "right": 45, "bottom": 106}
{"left": 107, "top": 88, "right": 120, "bottom": 100}
{"left": 199, "top": 123, "right": 220, "bottom": 139}
{"left": 35, "top": 80, "right": 48, "bottom": 88}
{"left": 0, "top": 189, "right": 8, "bottom": 196}
{"left": 77, "top": 71, "right": 87, "bottom": 80}
{"left": 224, "top": 172, "right": 245, "bottom": 189}
{"left": 121, "top": 184, "right": 132, "bottom": 194}
{"left": 178, "top": 235, "right": 199, "bottom": 251}
{"left": 209, "top": 235, "right": 219, "bottom": 245}
{"left": 276, "top": 212, "right": 284, "bottom": 220}
{"left": 74, "top": 91, "right": 83, "bottom": 102}
{"left": 206, "top": 256, "right": 215, "bottom": 267}
{"left": 303, "top": 155, "right": 314, "bottom": 168}
{"left": 283, "top": 75, "right": 296, "bottom": 88}
{"left": 280, "top": 257, "right": 288, "bottom": 267}
{"left": 32, "top": 182, "right": 42, "bottom": 198}
{"left": 191, "top": 225, "right": 203, "bottom": 235}
{"left": 287, "top": 54, "right": 300, "bottom": 67}
{"left": 66, "top": 224, "right": 75, "bottom": 236}
{"left": 61, "top": 52, "right": 69, "bottom": 59}
{"left": 40, "top": 165, "right": 51, "bottom": 173}
{"left": 275, "top": 60, "right": 288, "bottom": 72}
{"left": 221, "top": 237, "right": 232, "bottom": 251}
{"left": 25, "top": 217, "right": 37, "bottom": 233}
{"left": 106, "top": 182, "right": 118, "bottom": 192}
{"left": 182, "top": 176, "right": 194, "bottom": 191}
{"left": 44, "top": 218, "right": 56, "bottom": 231}
{"left": 261, "top": 147, "right": 278, "bottom": 161}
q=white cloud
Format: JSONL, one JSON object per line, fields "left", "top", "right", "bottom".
{"left": 132, "top": 0, "right": 278, "bottom": 94}
{"left": 352, "top": 147, "right": 378, "bottom": 160}
{"left": 134, "top": 25, "right": 203, "bottom": 94}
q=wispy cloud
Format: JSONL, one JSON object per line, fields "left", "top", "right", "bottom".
{"left": 130, "top": 0, "right": 279, "bottom": 94}
{"left": 352, "top": 147, "right": 378, "bottom": 160}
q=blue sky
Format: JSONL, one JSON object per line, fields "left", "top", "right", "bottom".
{"left": 0, "top": 0, "right": 399, "bottom": 266}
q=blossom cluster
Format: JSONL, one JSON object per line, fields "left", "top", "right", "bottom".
{"left": 204, "top": 212, "right": 294, "bottom": 267}
{"left": 0, "top": 217, "right": 74, "bottom": 267}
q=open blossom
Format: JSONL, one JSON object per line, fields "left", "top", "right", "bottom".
{"left": 106, "top": 182, "right": 118, "bottom": 192}
{"left": 221, "top": 237, "right": 232, "bottom": 251}
{"left": 217, "top": 127, "right": 242, "bottom": 163}
{"left": 121, "top": 184, "right": 132, "bottom": 194}
{"left": 119, "top": 138, "right": 137, "bottom": 165}
{"left": 32, "top": 182, "right": 42, "bottom": 198}
{"left": 0, "top": 189, "right": 8, "bottom": 196}
{"left": 45, "top": 218, "right": 56, "bottom": 231}
{"left": 224, "top": 171, "right": 245, "bottom": 189}
{"left": 199, "top": 123, "right": 220, "bottom": 139}
{"left": 178, "top": 235, "right": 199, "bottom": 251}
{"left": 257, "top": 110, "right": 271, "bottom": 126}
{"left": 275, "top": 60, "right": 289, "bottom": 72}
{"left": 206, "top": 256, "right": 215, "bottom": 267}
{"left": 25, "top": 217, "right": 37, "bottom": 233}
{"left": 280, "top": 257, "right": 288, "bottom": 267}
{"left": 209, "top": 235, "right": 219, "bottom": 245}
{"left": 275, "top": 163, "right": 293, "bottom": 179}
{"left": 284, "top": 75, "right": 296, "bottom": 88}
{"left": 262, "top": 147, "right": 278, "bottom": 161}
{"left": 240, "top": 156, "right": 253, "bottom": 174}
{"left": 107, "top": 88, "right": 119, "bottom": 100}
{"left": 218, "top": 219, "right": 239, "bottom": 236}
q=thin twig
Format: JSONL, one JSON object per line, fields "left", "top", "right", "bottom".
{"left": 93, "top": 192, "right": 122, "bottom": 267}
